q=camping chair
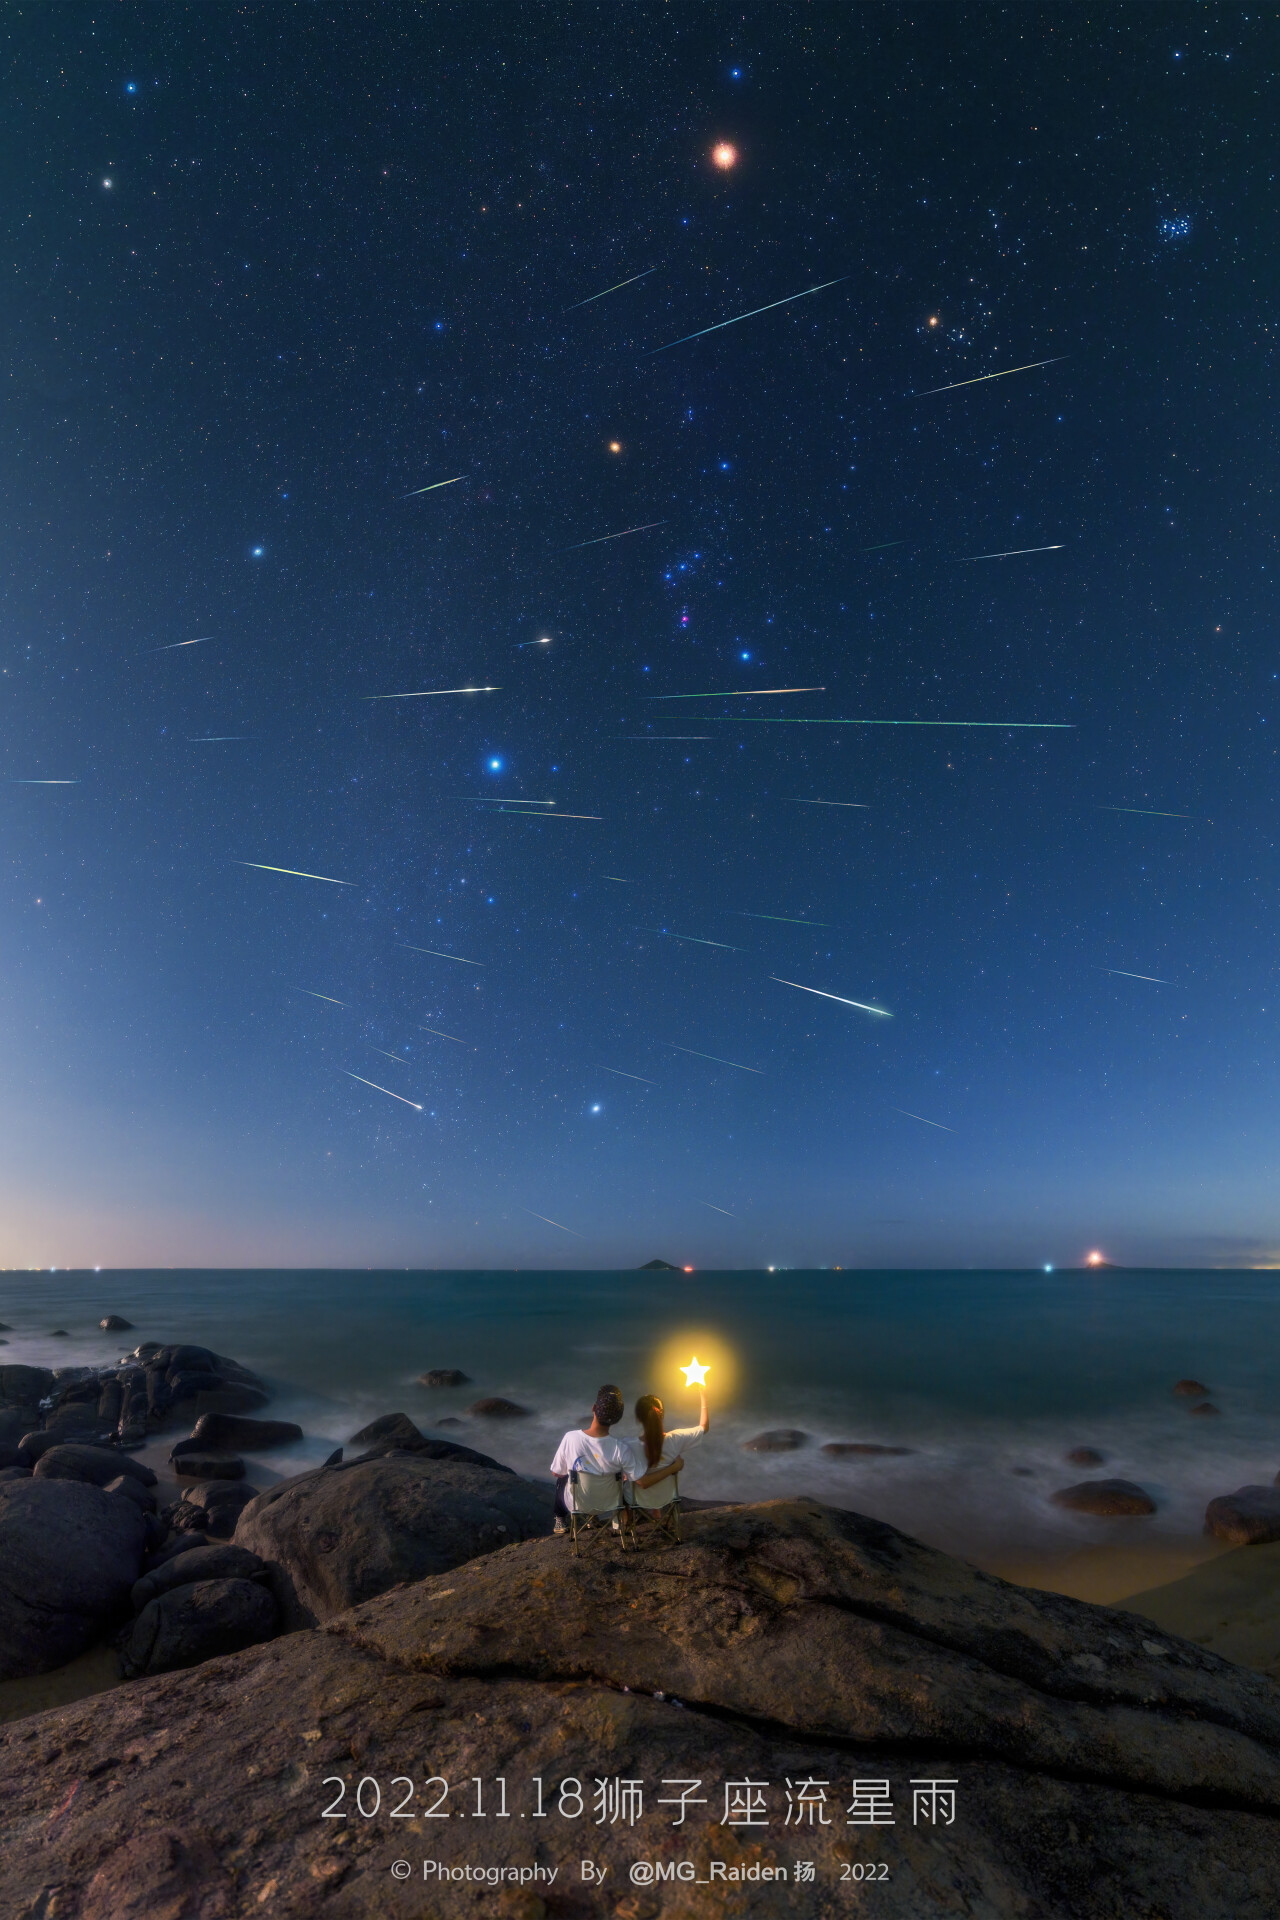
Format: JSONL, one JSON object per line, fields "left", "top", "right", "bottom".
{"left": 626, "top": 1469, "right": 682, "bottom": 1547}
{"left": 566, "top": 1466, "right": 632, "bottom": 1554}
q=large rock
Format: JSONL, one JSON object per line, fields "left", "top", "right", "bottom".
{"left": 5, "top": 1500, "right": 1280, "bottom": 1917}
{"left": 99, "top": 1314, "right": 133, "bottom": 1330}
{"left": 33, "top": 1443, "right": 157, "bottom": 1489}
{"left": 131, "top": 1543, "right": 268, "bottom": 1613}
{"left": 1206, "top": 1486, "right": 1280, "bottom": 1546}
{"left": 419, "top": 1367, "right": 470, "bottom": 1387}
{"left": 348, "top": 1410, "right": 422, "bottom": 1446}
{"left": 743, "top": 1427, "right": 809, "bottom": 1451}
{"left": 233, "top": 1453, "right": 554, "bottom": 1627}
{"left": 0, "top": 1363, "right": 53, "bottom": 1408}
{"left": 467, "top": 1396, "right": 528, "bottom": 1417}
{"left": 1051, "top": 1477, "right": 1156, "bottom": 1515}
{"left": 0, "top": 1477, "right": 146, "bottom": 1677}
{"left": 119, "top": 1577, "right": 279, "bottom": 1678}
{"left": 176, "top": 1411, "right": 303, "bottom": 1452}
{"left": 168, "top": 1450, "right": 245, "bottom": 1480}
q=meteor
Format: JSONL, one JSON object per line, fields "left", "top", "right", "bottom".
{"left": 149, "top": 637, "right": 211, "bottom": 651}
{"left": 892, "top": 1108, "right": 954, "bottom": 1132}
{"left": 650, "top": 687, "right": 824, "bottom": 700}
{"left": 490, "top": 807, "right": 603, "bottom": 820}
{"left": 401, "top": 475, "right": 465, "bottom": 496}
{"left": 341, "top": 1070, "right": 422, "bottom": 1110}
{"left": 959, "top": 544, "right": 1064, "bottom": 561}
{"left": 786, "top": 797, "right": 870, "bottom": 809}
{"left": 599, "top": 1066, "right": 656, "bottom": 1084}
{"left": 563, "top": 267, "right": 656, "bottom": 312}
{"left": 189, "top": 736, "right": 249, "bottom": 742}
{"left": 736, "top": 718, "right": 1073, "bottom": 729}
{"left": 912, "top": 355, "right": 1066, "bottom": 397}
{"left": 670, "top": 1044, "right": 763, "bottom": 1074}
{"left": 397, "top": 944, "right": 482, "bottom": 965}
{"left": 236, "top": 862, "right": 353, "bottom": 884}
{"left": 10, "top": 778, "right": 78, "bottom": 784}
{"left": 419, "top": 1025, "right": 469, "bottom": 1045}
{"left": 1104, "top": 968, "right": 1170, "bottom": 984}
{"left": 649, "top": 276, "right": 848, "bottom": 354}
{"left": 858, "top": 540, "right": 906, "bottom": 553}
{"left": 617, "top": 735, "right": 713, "bottom": 741}
{"left": 520, "top": 1207, "right": 585, "bottom": 1238}
{"left": 734, "top": 911, "right": 830, "bottom": 926}
{"left": 701, "top": 1201, "right": 735, "bottom": 1215}
{"left": 640, "top": 926, "right": 741, "bottom": 950}
{"left": 289, "top": 987, "right": 346, "bottom": 1006}
{"left": 771, "top": 976, "right": 891, "bottom": 1016}
{"left": 364, "top": 686, "right": 500, "bottom": 700}
{"left": 1097, "top": 805, "right": 1194, "bottom": 820}
{"left": 369, "top": 1046, "right": 409, "bottom": 1064}
{"left": 557, "top": 520, "right": 666, "bottom": 553}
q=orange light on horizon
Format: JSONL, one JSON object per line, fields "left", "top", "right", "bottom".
{"left": 1085, "top": 1249, "right": 1106, "bottom": 1267}
{"left": 712, "top": 142, "right": 738, "bottom": 171}
{"left": 683, "top": 1264, "right": 694, "bottom": 1272}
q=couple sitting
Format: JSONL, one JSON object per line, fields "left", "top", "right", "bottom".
{"left": 549, "top": 1380, "right": 710, "bottom": 1536}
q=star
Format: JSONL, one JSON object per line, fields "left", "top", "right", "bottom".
{"left": 681, "top": 1355, "right": 710, "bottom": 1387}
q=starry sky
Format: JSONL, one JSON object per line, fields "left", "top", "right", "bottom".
{"left": 2, "top": 5, "right": 1276, "bottom": 1270}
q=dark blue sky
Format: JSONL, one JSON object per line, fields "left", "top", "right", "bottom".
{"left": 2, "top": 5, "right": 1275, "bottom": 1268}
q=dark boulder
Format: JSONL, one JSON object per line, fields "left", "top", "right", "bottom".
{"left": 167, "top": 1451, "right": 245, "bottom": 1480}
{"left": 0, "top": 1323, "right": 10, "bottom": 1332}
{"left": 1205, "top": 1486, "right": 1280, "bottom": 1546}
{"left": 1051, "top": 1478, "right": 1156, "bottom": 1516}
{"left": 48, "top": 1328, "right": 70, "bottom": 1337}
{"left": 157, "top": 1344, "right": 220, "bottom": 1374}
{"left": 435, "top": 1416, "right": 463, "bottom": 1427}
{"left": 99, "top": 1315, "right": 133, "bottom": 1331}
{"left": 1191, "top": 1402, "right": 1222, "bottom": 1417}
{"left": 322, "top": 1447, "right": 343, "bottom": 1466}
{"left": 233, "top": 1453, "right": 555, "bottom": 1627}
{"left": 0, "top": 1409, "right": 31, "bottom": 1448}
{"left": 639, "top": 1257, "right": 680, "bottom": 1269}
{"left": 131, "top": 1543, "right": 269, "bottom": 1614}
{"left": 33, "top": 1444, "right": 157, "bottom": 1490}
{"left": 17, "top": 1430, "right": 66, "bottom": 1465}
{"left": 349, "top": 1411, "right": 423, "bottom": 1446}
{"left": 0, "top": 1477, "right": 146, "bottom": 1677}
{"left": 119, "top": 1576, "right": 278, "bottom": 1678}
{"left": 1173, "top": 1378, "right": 1210, "bottom": 1396}
{"left": 104, "top": 1475, "right": 157, "bottom": 1513}
{"left": 821, "top": 1442, "right": 912, "bottom": 1457}
{"left": 418, "top": 1367, "right": 471, "bottom": 1387}
{"left": 191, "top": 1382, "right": 269, "bottom": 1417}
{"left": 352, "top": 1434, "right": 509, "bottom": 1471}
{"left": 178, "top": 1412, "right": 303, "bottom": 1452}
{"left": 743, "top": 1428, "right": 809, "bottom": 1452}
{"left": 1067, "top": 1447, "right": 1107, "bottom": 1466}
{"left": 467, "top": 1396, "right": 529, "bottom": 1417}
{"left": 145, "top": 1531, "right": 212, "bottom": 1571}
{"left": 0, "top": 1363, "right": 53, "bottom": 1408}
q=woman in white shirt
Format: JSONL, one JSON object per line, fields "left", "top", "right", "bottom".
{"left": 628, "top": 1382, "right": 709, "bottom": 1503}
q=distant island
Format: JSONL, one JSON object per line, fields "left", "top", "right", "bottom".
{"left": 638, "top": 1258, "right": 680, "bottom": 1271}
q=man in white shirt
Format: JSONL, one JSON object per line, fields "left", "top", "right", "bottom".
{"left": 549, "top": 1383, "right": 632, "bottom": 1534}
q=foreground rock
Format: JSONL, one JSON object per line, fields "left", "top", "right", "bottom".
{"left": 234, "top": 1453, "right": 554, "bottom": 1626}
{"left": 4, "top": 1499, "right": 1280, "bottom": 1918}
{"left": 0, "top": 1477, "right": 146, "bottom": 1677}
{"left": 120, "top": 1576, "right": 279, "bottom": 1678}
{"left": 1051, "top": 1477, "right": 1156, "bottom": 1515}
{"left": 1207, "top": 1485, "right": 1280, "bottom": 1545}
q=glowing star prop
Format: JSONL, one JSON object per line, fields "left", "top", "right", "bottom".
{"left": 681, "top": 1356, "right": 710, "bottom": 1387}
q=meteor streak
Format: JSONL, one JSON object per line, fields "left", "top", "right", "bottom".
{"left": 401, "top": 475, "right": 465, "bottom": 496}
{"left": 734, "top": 911, "right": 830, "bottom": 926}
{"left": 701, "top": 1201, "right": 735, "bottom": 1215}
{"left": 341, "top": 1071, "right": 423, "bottom": 1110}
{"left": 771, "top": 976, "right": 891, "bottom": 1016}
{"left": 959, "top": 544, "right": 1064, "bottom": 561}
{"left": 736, "top": 718, "right": 1073, "bottom": 729}
{"left": 617, "top": 735, "right": 713, "bottom": 741}
{"left": 419, "top": 1026, "right": 470, "bottom": 1046}
{"left": 786, "top": 797, "right": 870, "bottom": 808}
{"left": 1097, "top": 805, "right": 1194, "bottom": 820}
{"left": 649, "top": 276, "right": 848, "bottom": 354}
{"left": 650, "top": 687, "right": 824, "bottom": 700}
{"left": 599, "top": 1066, "right": 656, "bottom": 1084}
{"left": 369, "top": 1047, "right": 409, "bottom": 1064}
{"left": 641, "top": 927, "right": 741, "bottom": 950}
{"left": 892, "top": 1108, "right": 954, "bottom": 1132}
{"left": 150, "top": 637, "right": 211, "bottom": 651}
{"left": 189, "top": 736, "right": 249, "bottom": 742}
{"left": 557, "top": 520, "right": 666, "bottom": 553}
{"left": 237, "top": 862, "right": 353, "bottom": 884}
{"left": 397, "top": 944, "right": 483, "bottom": 965}
{"left": 289, "top": 987, "right": 346, "bottom": 1006}
{"left": 10, "top": 778, "right": 78, "bottom": 784}
{"left": 1104, "top": 968, "right": 1170, "bottom": 984}
{"left": 670, "top": 1044, "right": 763, "bottom": 1074}
{"left": 563, "top": 267, "right": 656, "bottom": 311}
{"left": 364, "top": 686, "right": 501, "bottom": 700}
{"left": 520, "top": 1207, "right": 584, "bottom": 1238}
{"left": 491, "top": 807, "right": 602, "bottom": 819}
{"left": 912, "top": 355, "right": 1066, "bottom": 397}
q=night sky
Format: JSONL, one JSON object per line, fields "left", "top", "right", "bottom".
{"left": 2, "top": 6, "right": 1276, "bottom": 1269}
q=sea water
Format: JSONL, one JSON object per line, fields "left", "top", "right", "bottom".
{"left": 2, "top": 1267, "right": 1276, "bottom": 1567}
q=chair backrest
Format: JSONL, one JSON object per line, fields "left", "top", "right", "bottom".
{"left": 632, "top": 1471, "right": 679, "bottom": 1512}
{"left": 568, "top": 1466, "right": 624, "bottom": 1515}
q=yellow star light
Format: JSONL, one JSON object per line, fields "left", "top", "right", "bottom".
{"left": 681, "top": 1356, "right": 710, "bottom": 1388}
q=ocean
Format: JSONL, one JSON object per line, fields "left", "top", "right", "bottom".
{"left": 2, "top": 1266, "right": 1276, "bottom": 1570}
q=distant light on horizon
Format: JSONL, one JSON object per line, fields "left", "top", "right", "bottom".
{"left": 1085, "top": 1249, "right": 1106, "bottom": 1267}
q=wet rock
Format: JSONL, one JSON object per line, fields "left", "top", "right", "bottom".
{"left": 131, "top": 1542, "right": 268, "bottom": 1612}
{"left": 1205, "top": 1486, "right": 1280, "bottom": 1546}
{"left": 1067, "top": 1447, "right": 1107, "bottom": 1466}
{"left": 1051, "top": 1478, "right": 1156, "bottom": 1516}
{"left": 0, "top": 1476, "right": 146, "bottom": 1677}
{"left": 170, "top": 1500, "right": 215, "bottom": 1536}
{"left": 233, "top": 1453, "right": 554, "bottom": 1627}
{"left": 467, "top": 1396, "right": 529, "bottom": 1417}
{"left": 322, "top": 1447, "right": 343, "bottom": 1466}
{"left": 0, "top": 1409, "right": 31, "bottom": 1448}
{"left": 177, "top": 1411, "right": 303, "bottom": 1452}
{"left": 168, "top": 1451, "right": 245, "bottom": 1481}
{"left": 821, "top": 1442, "right": 912, "bottom": 1457}
{"left": 0, "top": 1363, "right": 54, "bottom": 1407}
{"left": 99, "top": 1315, "right": 133, "bottom": 1331}
{"left": 436, "top": 1416, "right": 463, "bottom": 1426}
{"left": 419, "top": 1367, "right": 471, "bottom": 1387}
{"left": 1173, "top": 1378, "right": 1210, "bottom": 1396}
{"left": 1191, "top": 1402, "right": 1222, "bottom": 1417}
{"left": 104, "top": 1475, "right": 157, "bottom": 1513}
{"left": 353, "top": 1432, "right": 509, "bottom": 1470}
{"left": 189, "top": 1382, "right": 269, "bottom": 1418}
{"left": 0, "top": 1466, "right": 31, "bottom": 1483}
{"left": 145, "top": 1531, "right": 212, "bottom": 1571}
{"left": 0, "top": 1323, "right": 10, "bottom": 1333}
{"left": 743, "top": 1428, "right": 810, "bottom": 1452}
{"left": 119, "top": 1576, "right": 278, "bottom": 1678}
{"left": 49, "top": 1328, "right": 70, "bottom": 1337}
{"left": 33, "top": 1444, "right": 157, "bottom": 1490}
{"left": 349, "top": 1410, "right": 423, "bottom": 1446}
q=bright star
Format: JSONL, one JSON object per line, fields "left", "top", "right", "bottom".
{"left": 681, "top": 1355, "right": 710, "bottom": 1387}
{"left": 712, "top": 143, "right": 738, "bottom": 170}
{"left": 590, "top": 1103, "right": 602, "bottom": 1114}
{"left": 102, "top": 178, "right": 113, "bottom": 189}
{"left": 251, "top": 545, "right": 264, "bottom": 558}
{"left": 487, "top": 757, "right": 503, "bottom": 772}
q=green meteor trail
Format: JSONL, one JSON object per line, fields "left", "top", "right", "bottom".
{"left": 733, "top": 911, "right": 830, "bottom": 926}
{"left": 1097, "top": 806, "right": 1194, "bottom": 820}
{"left": 771, "top": 976, "right": 891, "bottom": 1016}
{"left": 364, "top": 686, "right": 500, "bottom": 701}
{"left": 237, "top": 862, "right": 353, "bottom": 884}
{"left": 419, "top": 1026, "right": 470, "bottom": 1046}
{"left": 786, "top": 798, "right": 871, "bottom": 809}
{"left": 959, "top": 544, "right": 1064, "bottom": 561}
{"left": 599, "top": 1066, "right": 656, "bottom": 1084}
{"left": 289, "top": 987, "right": 346, "bottom": 1006}
{"left": 912, "top": 355, "right": 1066, "bottom": 397}
{"left": 341, "top": 1071, "right": 422, "bottom": 1110}
{"left": 520, "top": 1207, "right": 584, "bottom": 1237}
{"left": 701, "top": 1201, "right": 735, "bottom": 1215}
{"left": 892, "top": 1108, "right": 954, "bottom": 1132}
{"left": 649, "top": 276, "right": 848, "bottom": 354}
{"left": 563, "top": 267, "right": 656, "bottom": 311}
{"left": 640, "top": 927, "right": 741, "bottom": 950}
{"left": 401, "top": 475, "right": 465, "bottom": 496}
{"left": 650, "top": 687, "right": 823, "bottom": 700}
{"left": 734, "top": 718, "right": 1073, "bottom": 728}
{"left": 670, "top": 1044, "right": 763, "bottom": 1074}
{"left": 1104, "top": 968, "right": 1170, "bottom": 984}
{"left": 396, "top": 944, "right": 483, "bottom": 965}
{"left": 557, "top": 520, "right": 666, "bottom": 553}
